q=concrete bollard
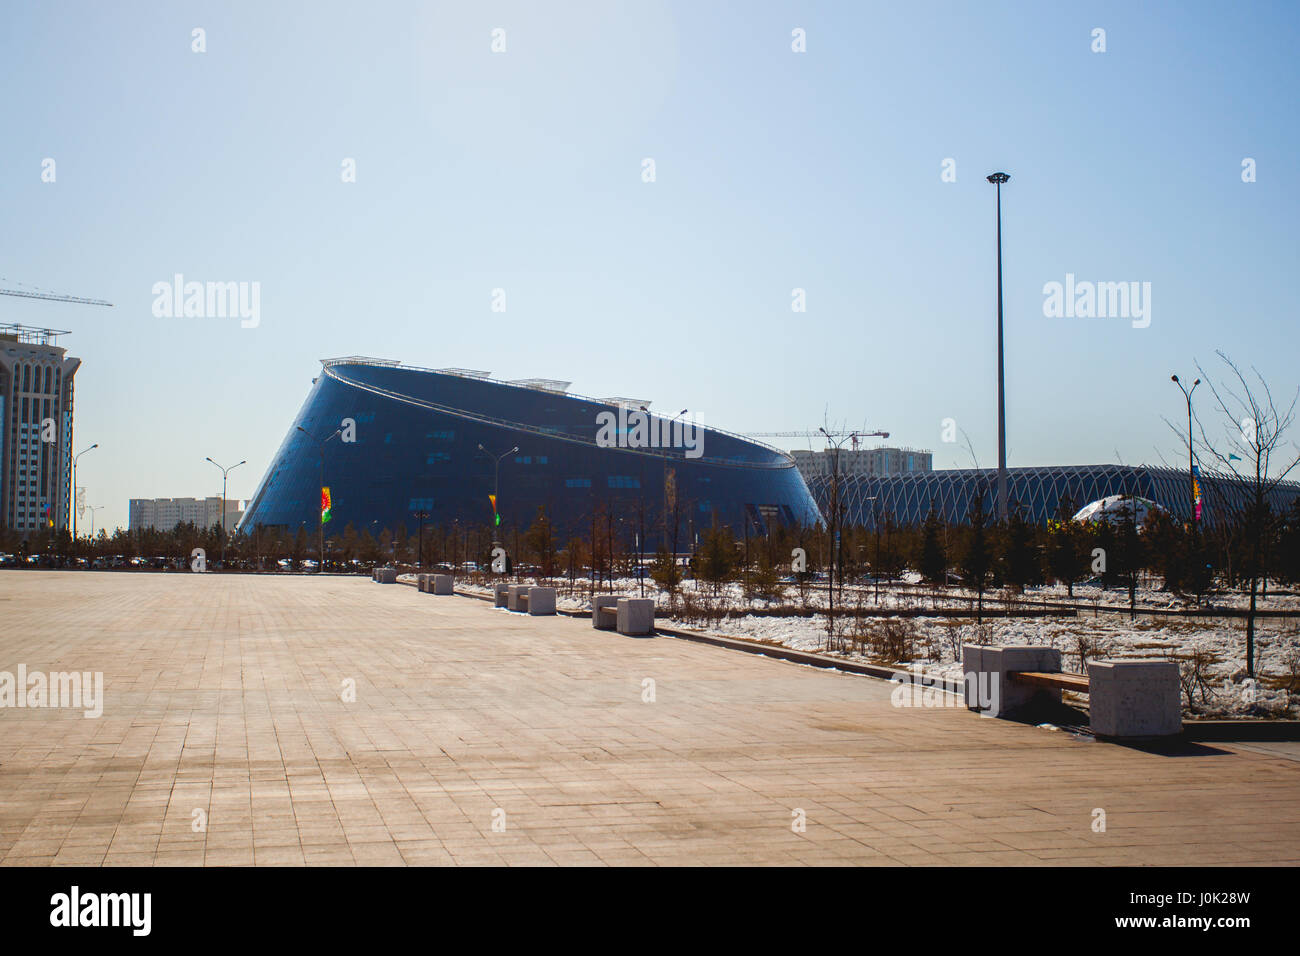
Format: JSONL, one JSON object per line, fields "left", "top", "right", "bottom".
{"left": 1088, "top": 661, "right": 1182, "bottom": 737}
{"left": 616, "top": 598, "right": 655, "bottom": 636}
{"left": 592, "top": 595, "right": 619, "bottom": 629}
{"left": 417, "top": 573, "right": 429, "bottom": 592}
{"left": 527, "top": 587, "right": 556, "bottom": 615}
{"left": 433, "top": 574, "right": 454, "bottom": 595}
{"left": 494, "top": 584, "right": 510, "bottom": 608}
{"left": 375, "top": 567, "right": 398, "bottom": 584}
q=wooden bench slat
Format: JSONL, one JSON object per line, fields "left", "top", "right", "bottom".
{"left": 1009, "top": 670, "right": 1091, "bottom": 693}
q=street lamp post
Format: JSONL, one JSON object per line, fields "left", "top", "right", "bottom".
{"left": 413, "top": 509, "right": 430, "bottom": 569}
{"left": 1171, "top": 374, "right": 1201, "bottom": 527}
{"left": 71, "top": 443, "right": 98, "bottom": 549}
{"left": 88, "top": 505, "right": 104, "bottom": 542}
{"left": 818, "top": 429, "right": 888, "bottom": 608}
{"left": 205, "top": 457, "right": 246, "bottom": 569}
{"left": 643, "top": 406, "right": 687, "bottom": 554}
{"left": 297, "top": 426, "right": 341, "bottom": 573}
{"left": 477, "top": 443, "right": 519, "bottom": 542}
{"left": 987, "top": 171, "right": 1011, "bottom": 524}
{"left": 862, "top": 495, "right": 880, "bottom": 605}
{"left": 873, "top": 499, "right": 882, "bottom": 606}
{"left": 819, "top": 428, "right": 856, "bottom": 620}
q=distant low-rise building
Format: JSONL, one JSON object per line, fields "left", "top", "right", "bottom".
{"left": 791, "top": 446, "right": 933, "bottom": 484}
{"left": 128, "top": 497, "right": 242, "bottom": 533}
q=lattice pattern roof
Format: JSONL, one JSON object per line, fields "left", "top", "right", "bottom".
{"left": 806, "top": 464, "right": 1300, "bottom": 529}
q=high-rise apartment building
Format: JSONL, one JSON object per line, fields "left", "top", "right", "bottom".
{"left": 0, "top": 325, "right": 80, "bottom": 536}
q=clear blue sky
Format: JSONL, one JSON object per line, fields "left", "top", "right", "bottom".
{"left": 3, "top": 0, "right": 1297, "bottom": 532}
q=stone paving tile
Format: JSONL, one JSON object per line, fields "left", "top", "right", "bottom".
{"left": 1, "top": 571, "right": 1299, "bottom": 866}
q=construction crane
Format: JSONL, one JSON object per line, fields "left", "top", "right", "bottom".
{"left": 1, "top": 280, "right": 112, "bottom": 345}
{"left": 1, "top": 278, "right": 112, "bottom": 308}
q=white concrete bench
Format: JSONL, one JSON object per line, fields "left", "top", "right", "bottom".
{"left": 592, "top": 596, "right": 619, "bottom": 629}
{"left": 617, "top": 598, "right": 654, "bottom": 635}
{"left": 526, "top": 586, "right": 556, "bottom": 616}
{"left": 432, "top": 574, "right": 454, "bottom": 595}
{"left": 962, "top": 644, "right": 1062, "bottom": 718}
{"left": 591, "top": 597, "right": 654, "bottom": 635}
{"left": 1087, "top": 661, "right": 1182, "bottom": 738}
{"left": 962, "top": 644, "right": 1182, "bottom": 737}
{"left": 507, "top": 584, "right": 530, "bottom": 612}
{"left": 374, "top": 567, "right": 398, "bottom": 584}
{"left": 494, "top": 584, "right": 510, "bottom": 608}
{"left": 417, "top": 573, "right": 430, "bottom": 592}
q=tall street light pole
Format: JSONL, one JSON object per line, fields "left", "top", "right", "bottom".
{"left": 643, "top": 406, "right": 687, "bottom": 554}
{"left": 477, "top": 443, "right": 519, "bottom": 542}
{"left": 819, "top": 429, "right": 851, "bottom": 627}
{"left": 205, "top": 457, "right": 246, "bottom": 569}
{"left": 987, "top": 171, "right": 1011, "bottom": 523}
{"left": 863, "top": 495, "right": 880, "bottom": 605}
{"left": 71, "top": 443, "right": 98, "bottom": 548}
{"left": 88, "top": 505, "right": 104, "bottom": 541}
{"left": 1171, "top": 374, "right": 1201, "bottom": 527}
{"left": 298, "top": 426, "right": 341, "bottom": 573}
{"left": 413, "top": 509, "right": 430, "bottom": 569}
{"left": 818, "top": 428, "right": 888, "bottom": 594}
{"left": 818, "top": 428, "right": 889, "bottom": 636}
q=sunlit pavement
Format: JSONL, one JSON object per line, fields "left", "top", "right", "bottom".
{"left": 1, "top": 571, "right": 1298, "bottom": 866}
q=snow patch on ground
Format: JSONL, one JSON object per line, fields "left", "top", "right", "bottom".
{"left": 423, "top": 574, "right": 1300, "bottom": 718}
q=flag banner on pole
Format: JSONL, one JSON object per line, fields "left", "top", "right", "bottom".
{"left": 1192, "top": 465, "right": 1202, "bottom": 522}
{"left": 321, "top": 486, "right": 332, "bottom": 524}
{"left": 489, "top": 494, "right": 500, "bottom": 526}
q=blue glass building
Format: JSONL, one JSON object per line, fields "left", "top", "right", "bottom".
{"left": 240, "top": 358, "right": 820, "bottom": 548}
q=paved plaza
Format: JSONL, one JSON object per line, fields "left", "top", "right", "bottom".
{"left": 1, "top": 571, "right": 1298, "bottom": 866}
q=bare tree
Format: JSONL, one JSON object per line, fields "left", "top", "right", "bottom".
{"left": 1194, "top": 351, "right": 1300, "bottom": 677}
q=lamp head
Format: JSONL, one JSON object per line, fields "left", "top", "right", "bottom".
{"left": 986, "top": 172, "right": 1010, "bottom": 185}
{"left": 1171, "top": 374, "right": 1179, "bottom": 383}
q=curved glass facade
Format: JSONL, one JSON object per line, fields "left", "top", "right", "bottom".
{"left": 809, "top": 464, "right": 1300, "bottom": 529}
{"left": 240, "top": 359, "right": 820, "bottom": 548}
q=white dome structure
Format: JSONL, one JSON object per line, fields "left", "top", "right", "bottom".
{"left": 1072, "top": 494, "right": 1166, "bottom": 527}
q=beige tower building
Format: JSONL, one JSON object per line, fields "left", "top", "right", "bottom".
{"left": 0, "top": 325, "right": 81, "bottom": 537}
